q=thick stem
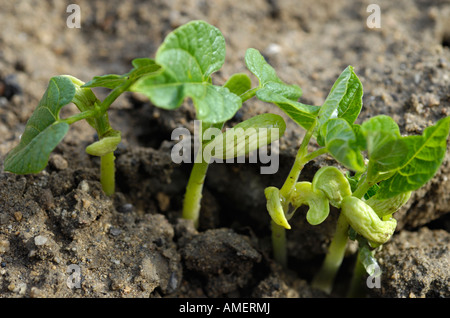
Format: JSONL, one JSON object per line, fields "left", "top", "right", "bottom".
{"left": 311, "top": 213, "right": 349, "bottom": 294}
{"left": 312, "top": 174, "right": 371, "bottom": 294}
{"left": 271, "top": 220, "right": 288, "bottom": 267}
{"left": 182, "top": 154, "right": 210, "bottom": 228}
{"left": 347, "top": 249, "right": 367, "bottom": 298}
{"left": 100, "top": 152, "right": 116, "bottom": 196}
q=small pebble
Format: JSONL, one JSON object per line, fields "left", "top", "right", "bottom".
{"left": 49, "top": 154, "right": 68, "bottom": 170}
{"left": 109, "top": 227, "right": 122, "bottom": 236}
{"left": 34, "top": 235, "right": 48, "bottom": 246}
{"left": 156, "top": 192, "right": 170, "bottom": 212}
{"left": 14, "top": 211, "right": 23, "bottom": 222}
{"left": 0, "top": 240, "right": 10, "bottom": 254}
{"left": 117, "top": 203, "right": 133, "bottom": 213}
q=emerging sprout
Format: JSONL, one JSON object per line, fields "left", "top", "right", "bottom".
{"left": 131, "top": 21, "right": 287, "bottom": 228}
{"left": 247, "top": 49, "right": 450, "bottom": 296}
{"left": 3, "top": 61, "right": 161, "bottom": 195}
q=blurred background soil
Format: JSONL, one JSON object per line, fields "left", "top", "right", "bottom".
{"left": 0, "top": 0, "right": 449, "bottom": 298}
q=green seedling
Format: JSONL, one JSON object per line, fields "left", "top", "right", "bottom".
{"left": 3, "top": 20, "right": 286, "bottom": 226}
{"left": 3, "top": 60, "right": 162, "bottom": 195}
{"left": 247, "top": 49, "right": 450, "bottom": 294}
{"left": 129, "top": 20, "right": 286, "bottom": 228}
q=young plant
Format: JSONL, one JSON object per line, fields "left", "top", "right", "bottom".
{"left": 246, "top": 49, "right": 450, "bottom": 294}
{"left": 129, "top": 20, "right": 286, "bottom": 228}
{"left": 3, "top": 59, "right": 161, "bottom": 195}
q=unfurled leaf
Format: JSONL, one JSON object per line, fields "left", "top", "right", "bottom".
{"left": 377, "top": 116, "right": 450, "bottom": 199}
{"left": 361, "top": 115, "right": 408, "bottom": 183}
{"left": 83, "top": 58, "right": 161, "bottom": 89}
{"left": 256, "top": 83, "right": 320, "bottom": 130}
{"left": 244, "top": 48, "right": 320, "bottom": 129}
{"left": 317, "top": 65, "right": 363, "bottom": 128}
{"left": 4, "top": 76, "right": 75, "bottom": 173}
{"left": 223, "top": 73, "right": 252, "bottom": 97}
{"left": 131, "top": 21, "right": 242, "bottom": 124}
{"left": 321, "top": 118, "right": 365, "bottom": 172}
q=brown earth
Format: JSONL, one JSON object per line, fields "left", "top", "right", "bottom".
{"left": 0, "top": 0, "right": 449, "bottom": 298}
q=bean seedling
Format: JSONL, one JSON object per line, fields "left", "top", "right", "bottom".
{"left": 4, "top": 20, "right": 449, "bottom": 297}
{"left": 130, "top": 20, "right": 287, "bottom": 228}
{"left": 249, "top": 49, "right": 450, "bottom": 294}
{"left": 3, "top": 20, "right": 285, "bottom": 212}
{"left": 3, "top": 60, "right": 161, "bottom": 195}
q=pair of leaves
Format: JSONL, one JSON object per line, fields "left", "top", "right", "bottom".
{"left": 315, "top": 66, "right": 365, "bottom": 172}
{"left": 246, "top": 52, "right": 365, "bottom": 172}
{"left": 245, "top": 48, "right": 319, "bottom": 130}
{"left": 131, "top": 20, "right": 242, "bottom": 125}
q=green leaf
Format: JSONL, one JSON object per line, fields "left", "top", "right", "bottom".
{"left": 316, "top": 66, "right": 363, "bottom": 146}
{"left": 256, "top": 83, "right": 320, "bottom": 130}
{"left": 341, "top": 196, "right": 397, "bottom": 245}
{"left": 4, "top": 76, "right": 75, "bottom": 173}
{"left": 312, "top": 166, "right": 352, "bottom": 208}
{"left": 82, "top": 58, "right": 161, "bottom": 89}
{"left": 131, "top": 21, "right": 241, "bottom": 124}
{"left": 377, "top": 116, "right": 450, "bottom": 199}
{"left": 223, "top": 73, "right": 252, "bottom": 97}
{"left": 292, "top": 182, "right": 330, "bottom": 225}
{"left": 206, "top": 113, "right": 286, "bottom": 160}
{"left": 321, "top": 118, "right": 365, "bottom": 172}
{"left": 85, "top": 130, "right": 121, "bottom": 157}
{"left": 361, "top": 115, "right": 408, "bottom": 183}
{"left": 265, "top": 186, "right": 291, "bottom": 229}
{"left": 157, "top": 20, "right": 225, "bottom": 79}
{"left": 244, "top": 48, "right": 321, "bottom": 129}
{"left": 365, "top": 191, "right": 411, "bottom": 218}
{"left": 245, "top": 48, "right": 300, "bottom": 94}
{"left": 318, "top": 65, "right": 363, "bottom": 127}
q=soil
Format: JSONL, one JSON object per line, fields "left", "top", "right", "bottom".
{"left": 0, "top": 0, "right": 449, "bottom": 299}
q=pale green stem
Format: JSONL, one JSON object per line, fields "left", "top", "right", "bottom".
{"left": 182, "top": 153, "right": 210, "bottom": 228}
{"left": 347, "top": 248, "right": 367, "bottom": 298}
{"left": 271, "top": 123, "right": 328, "bottom": 266}
{"left": 101, "top": 152, "right": 116, "bottom": 196}
{"left": 271, "top": 220, "right": 288, "bottom": 268}
{"left": 311, "top": 213, "right": 349, "bottom": 294}
{"left": 311, "top": 177, "right": 370, "bottom": 294}
{"left": 239, "top": 87, "right": 259, "bottom": 103}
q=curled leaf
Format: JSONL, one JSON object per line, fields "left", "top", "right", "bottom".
{"left": 85, "top": 130, "right": 121, "bottom": 157}
{"left": 292, "top": 182, "right": 330, "bottom": 225}
{"left": 223, "top": 73, "right": 252, "bottom": 97}
{"left": 207, "top": 113, "right": 286, "bottom": 160}
{"left": 312, "top": 166, "right": 352, "bottom": 208}
{"left": 341, "top": 196, "right": 397, "bottom": 245}
{"left": 265, "top": 187, "right": 291, "bottom": 229}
